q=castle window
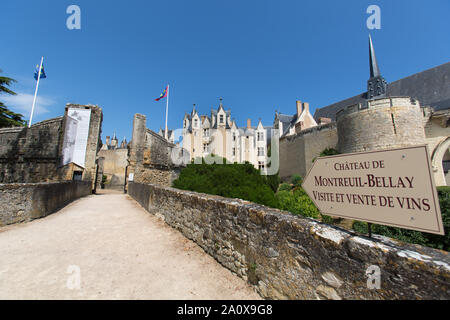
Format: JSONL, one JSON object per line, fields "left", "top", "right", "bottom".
{"left": 233, "top": 134, "right": 236, "bottom": 141}
{"left": 232, "top": 148, "right": 236, "bottom": 156}
{"left": 184, "top": 120, "right": 187, "bottom": 128}
{"left": 220, "top": 115, "right": 224, "bottom": 123}
{"left": 203, "top": 144, "right": 208, "bottom": 153}
{"left": 258, "top": 161, "right": 265, "bottom": 170}
{"left": 257, "top": 132, "right": 264, "bottom": 141}
{"left": 72, "top": 171, "right": 83, "bottom": 181}
{"left": 203, "top": 129, "right": 209, "bottom": 137}
{"left": 258, "top": 147, "right": 264, "bottom": 156}
{"left": 194, "top": 119, "right": 198, "bottom": 127}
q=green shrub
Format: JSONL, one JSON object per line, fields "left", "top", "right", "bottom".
{"left": 173, "top": 159, "right": 279, "bottom": 208}
{"left": 313, "top": 148, "right": 341, "bottom": 163}
{"left": 352, "top": 187, "right": 450, "bottom": 251}
{"left": 291, "top": 174, "right": 303, "bottom": 186}
{"left": 278, "top": 183, "right": 292, "bottom": 192}
{"left": 265, "top": 172, "right": 280, "bottom": 193}
{"left": 319, "top": 148, "right": 340, "bottom": 157}
{"left": 277, "top": 187, "right": 320, "bottom": 219}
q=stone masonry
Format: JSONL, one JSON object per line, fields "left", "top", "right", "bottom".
{"left": 0, "top": 181, "right": 91, "bottom": 226}
{"left": 0, "top": 104, "right": 103, "bottom": 189}
{"left": 129, "top": 182, "right": 450, "bottom": 300}
{"left": 127, "top": 114, "right": 182, "bottom": 189}
{"left": 336, "top": 97, "right": 426, "bottom": 153}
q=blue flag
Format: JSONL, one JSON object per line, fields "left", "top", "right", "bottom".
{"left": 34, "top": 63, "right": 47, "bottom": 80}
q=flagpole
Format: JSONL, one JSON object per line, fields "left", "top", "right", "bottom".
{"left": 165, "top": 84, "right": 169, "bottom": 140}
{"left": 29, "top": 56, "right": 44, "bottom": 128}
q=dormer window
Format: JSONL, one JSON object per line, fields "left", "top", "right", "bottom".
{"left": 194, "top": 119, "right": 198, "bottom": 128}
{"left": 220, "top": 115, "right": 224, "bottom": 124}
{"left": 184, "top": 120, "right": 187, "bottom": 128}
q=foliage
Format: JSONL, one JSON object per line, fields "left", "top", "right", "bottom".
{"left": 278, "top": 183, "right": 292, "bottom": 192}
{"left": 353, "top": 187, "right": 450, "bottom": 251}
{"left": 265, "top": 171, "right": 280, "bottom": 193}
{"left": 173, "top": 158, "right": 279, "bottom": 208}
{"left": 312, "top": 148, "right": 341, "bottom": 163}
{"left": 319, "top": 148, "right": 340, "bottom": 157}
{"left": 0, "top": 69, "right": 26, "bottom": 128}
{"left": 276, "top": 186, "right": 321, "bottom": 220}
{"left": 173, "top": 156, "right": 450, "bottom": 251}
{"left": 291, "top": 174, "right": 303, "bottom": 186}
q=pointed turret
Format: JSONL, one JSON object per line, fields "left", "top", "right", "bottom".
{"left": 367, "top": 35, "right": 387, "bottom": 99}
{"left": 369, "top": 34, "right": 381, "bottom": 78}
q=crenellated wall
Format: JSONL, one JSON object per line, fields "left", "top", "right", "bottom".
{"left": 128, "top": 182, "right": 450, "bottom": 300}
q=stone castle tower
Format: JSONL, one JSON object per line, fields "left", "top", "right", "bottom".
{"left": 336, "top": 35, "right": 426, "bottom": 153}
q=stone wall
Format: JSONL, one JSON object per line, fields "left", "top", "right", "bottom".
{"left": 128, "top": 182, "right": 450, "bottom": 300}
{"left": 279, "top": 123, "right": 338, "bottom": 181}
{"left": 0, "top": 104, "right": 103, "bottom": 188}
{"left": 337, "top": 97, "right": 426, "bottom": 154}
{"left": 0, "top": 117, "right": 65, "bottom": 183}
{"left": 97, "top": 148, "right": 128, "bottom": 189}
{"left": 423, "top": 108, "right": 450, "bottom": 186}
{"left": 0, "top": 181, "right": 91, "bottom": 226}
{"left": 127, "top": 114, "right": 182, "bottom": 188}
{"left": 64, "top": 104, "right": 103, "bottom": 189}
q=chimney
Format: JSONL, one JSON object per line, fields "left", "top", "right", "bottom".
{"left": 106, "top": 136, "right": 110, "bottom": 146}
{"left": 303, "top": 102, "right": 310, "bottom": 113}
{"left": 247, "top": 119, "right": 251, "bottom": 129}
{"left": 296, "top": 101, "right": 302, "bottom": 117}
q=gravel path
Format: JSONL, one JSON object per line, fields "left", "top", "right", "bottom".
{"left": 0, "top": 191, "right": 260, "bottom": 300}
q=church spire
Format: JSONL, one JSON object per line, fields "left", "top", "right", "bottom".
{"left": 369, "top": 34, "right": 381, "bottom": 78}
{"left": 367, "top": 34, "right": 387, "bottom": 99}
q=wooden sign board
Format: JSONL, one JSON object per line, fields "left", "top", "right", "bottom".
{"left": 302, "top": 145, "right": 444, "bottom": 235}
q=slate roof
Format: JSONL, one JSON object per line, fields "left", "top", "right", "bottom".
{"left": 276, "top": 113, "right": 297, "bottom": 137}
{"left": 314, "top": 62, "right": 450, "bottom": 121}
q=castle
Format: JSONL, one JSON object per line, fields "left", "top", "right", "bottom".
{"left": 276, "top": 36, "right": 450, "bottom": 186}
{"left": 100, "top": 132, "right": 127, "bottom": 150}
{"left": 181, "top": 101, "right": 270, "bottom": 171}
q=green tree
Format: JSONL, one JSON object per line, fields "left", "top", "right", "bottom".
{"left": 0, "top": 69, "right": 26, "bottom": 128}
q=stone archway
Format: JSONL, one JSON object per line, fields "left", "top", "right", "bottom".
{"left": 431, "top": 136, "right": 450, "bottom": 186}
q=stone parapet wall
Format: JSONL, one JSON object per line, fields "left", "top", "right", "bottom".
{"left": 128, "top": 182, "right": 450, "bottom": 300}
{"left": 132, "top": 166, "right": 179, "bottom": 187}
{"left": 0, "top": 181, "right": 91, "bottom": 226}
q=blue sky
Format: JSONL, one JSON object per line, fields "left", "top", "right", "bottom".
{"left": 1, "top": 0, "right": 449, "bottom": 142}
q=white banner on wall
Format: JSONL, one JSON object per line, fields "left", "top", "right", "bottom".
{"left": 62, "top": 108, "right": 91, "bottom": 168}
